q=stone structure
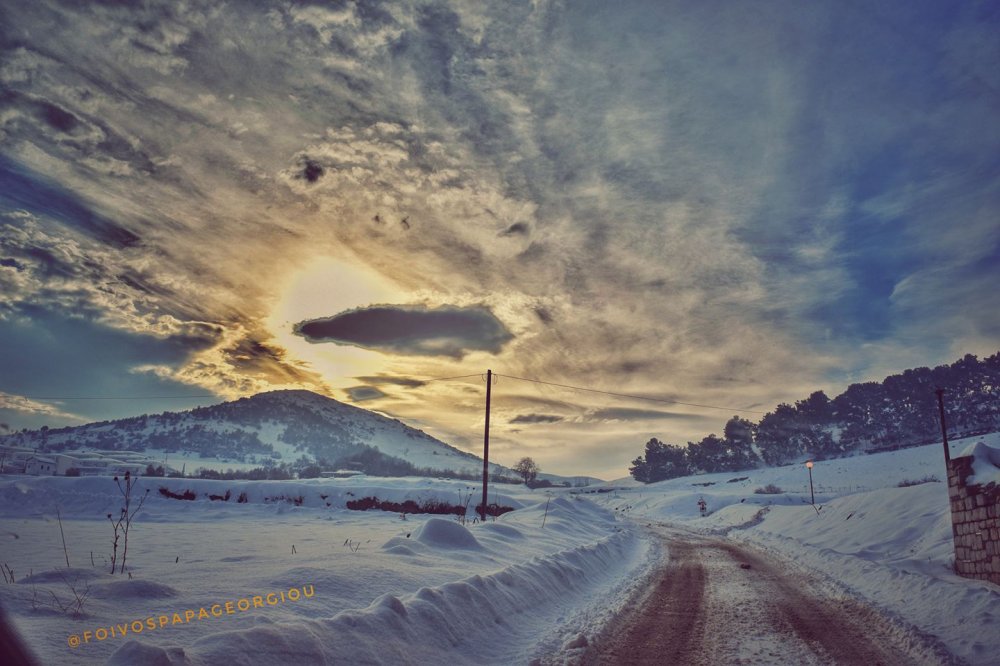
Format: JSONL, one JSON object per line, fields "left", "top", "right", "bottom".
{"left": 947, "top": 455, "right": 1000, "bottom": 585}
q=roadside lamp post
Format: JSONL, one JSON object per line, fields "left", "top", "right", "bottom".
{"left": 805, "top": 460, "right": 815, "bottom": 505}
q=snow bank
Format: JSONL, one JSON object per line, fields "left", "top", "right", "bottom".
{"left": 591, "top": 435, "right": 1000, "bottom": 665}
{"left": 730, "top": 486, "right": 999, "bottom": 664}
{"left": 413, "top": 518, "right": 482, "bottom": 550}
{"left": 0, "top": 475, "right": 648, "bottom": 665}
{"left": 98, "top": 504, "right": 642, "bottom": 665}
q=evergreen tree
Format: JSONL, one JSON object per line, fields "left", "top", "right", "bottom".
{"left": 722, "top": 416, "right": 759, "bottom": 470}
{"left": 629, "top": 438, "right": 689, "bottom": 483}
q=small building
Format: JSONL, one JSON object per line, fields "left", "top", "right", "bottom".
{"left": 0, "top": 445, "right": 35, "bottom": 474}
{"left": 55, "top": 454, "right": 83, "bottom": 476}
{"left": 24, "top": 456, "right": 56, "bottom": 476}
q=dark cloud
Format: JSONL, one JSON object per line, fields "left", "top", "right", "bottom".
{"left": 499, "top": 222, "right": 529, "bottom": 237}
{"left": 296, "top": 157, "right": 325, "bottom": 183}
{"left": 617, "top": 360, "right": 649, "bottom": 374}
{"left": 345, "top": 386, "right": 387, "bottom": 402}
{"left": 503, "top": 395, "right": 578, "bottom": 411}
{"left": 222, "top": 336, "right": 317, "bottom": 385}
{"left": 0, "top": 258, "right": 24, "bottom": 271}
{"left": 0, "top": 156, "right": 141, "bottom": 248}
{"left": 35, "top": 100, "right": 80, "bottom": 133}
{"left": 509, "top": 413, "right": 563, "bottom": 424}
{"left": 354, "top": 375, "right": 426, "bottom": 388}
{"left": 587, "top": 407, "right": 693, "bottom": 422}
{"left": 21, "top": 246, "right": 78, "bottom": 279}
{"left": 294, "top": 304, "right": 513, "bottom": 358}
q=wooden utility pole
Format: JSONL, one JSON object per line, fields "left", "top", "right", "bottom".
{"left": 481, "top": 369, "right": 493, "bottom": 522}
{"left": 935, "top": 388, "right": 950, "bottom": 465}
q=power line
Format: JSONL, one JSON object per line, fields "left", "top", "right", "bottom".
{"left": 416, "top": 373, "right": 482, "bottom": 383}
{"left": 493, "top": 373, "right": 767, "bottom": 415}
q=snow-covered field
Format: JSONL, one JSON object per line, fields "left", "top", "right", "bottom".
{"left": 0, "top": 475, "right": 651, "bottom": 665}
{"left": 1, "top": 435, "right": 997, "bottom": 665}
{"left": 590, "top": 433, "right": 1000, "bottom": 665}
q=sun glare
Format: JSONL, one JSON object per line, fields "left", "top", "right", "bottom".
{"left": 267, "top": 256, "right": 410, "bottom": 382}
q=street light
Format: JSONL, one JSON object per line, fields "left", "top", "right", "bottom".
{"left": 805, "top": 460, "right": 815, "bottom": 505}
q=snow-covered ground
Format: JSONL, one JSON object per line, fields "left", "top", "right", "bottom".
{"left": 589, "top": 433, "right": 1000, "bottom": 665}
{"left": 1, "top": 435, "right": 997, "bottom": 664}
{"left": 0, "top": 475, "right": 651, "bottom": 665}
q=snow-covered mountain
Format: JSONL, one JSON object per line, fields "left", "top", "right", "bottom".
{"left": 0, "top": 390, "right": 510, "bottom": 478}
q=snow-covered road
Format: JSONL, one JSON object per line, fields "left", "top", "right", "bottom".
{"left": 583, "top": 526, "right": 960, "bottom": 665}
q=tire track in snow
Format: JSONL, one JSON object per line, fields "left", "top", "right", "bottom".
{"left": 582, "top": 526, "right": 953, "bottom": 665}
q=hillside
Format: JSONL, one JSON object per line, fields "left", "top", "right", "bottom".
{"left": 0, "top": 390, "right": 507, "bottom": 478}
{"left": 630, "top": 352, "right": 1000, "bottom": 482}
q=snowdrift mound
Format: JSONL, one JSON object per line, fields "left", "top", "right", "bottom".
{"left": 413, "top": 518, "right": 481, "bottom": 550}
{"left": 960, "top": 441, "right": 1000, "bottom": 486}
{"left": 381, "top": 542, "right": 419, "bottom": 556}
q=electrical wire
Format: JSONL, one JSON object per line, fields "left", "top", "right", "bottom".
{"left": 415, "top": 373, "right": 483, "bottom": 383}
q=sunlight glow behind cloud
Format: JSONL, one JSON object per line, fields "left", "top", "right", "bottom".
{"left": 0, "top": 0, "right": 996, "bottom": 478}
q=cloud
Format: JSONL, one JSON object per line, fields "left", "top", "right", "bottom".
{"left": 0, "top": 1, "right": 996, "bottom": 478}
{"left": 345, "top": 386, "right": 387, "bottom": 402}
{"left": 509, "top": 413, "right": 563, "bottom": 424}
{"left": 585, "top": 407, "right": 697, "bottom": 422}
{"left": 354, "top": 375, "right": 426, "bottom": 388}
{"left": 294, "top": 305, "right": 513, "bottom": 358}
{"left": 499, "top": 222, "right": 529, "bottom": 237}
{"left": 295, "top": 157, "right": 325, "bottom": 183}
{"left": 0, "top": 306, "right": 217, "bottom": 422}
{"left": 0, "top": 392, "right": 81, "bottom": 420}
{"left": 0, "top": 156, "right": 141, "bottom": 248}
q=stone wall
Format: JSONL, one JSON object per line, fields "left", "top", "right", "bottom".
{"left": 947, "top": 455, "right": 1000, "bottom": 585}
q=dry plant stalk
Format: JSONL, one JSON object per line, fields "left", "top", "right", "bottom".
{"left": 108, "top": 471, "right": 150, "bottom": 574}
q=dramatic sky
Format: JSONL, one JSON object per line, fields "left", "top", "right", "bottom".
{"left": 1, "top": 1, "right": 997, "bottom": 479}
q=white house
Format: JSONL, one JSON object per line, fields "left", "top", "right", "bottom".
{"left": 24, "top": 456, "right": 56, "bottom": 476}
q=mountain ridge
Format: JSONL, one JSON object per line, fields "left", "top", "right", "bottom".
{"left": 1, "top": 389, "right": 508, "bottom": 478}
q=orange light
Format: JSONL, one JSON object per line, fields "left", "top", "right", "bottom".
{"left": 806, "top": 460, "right": 814, "bottom": 469}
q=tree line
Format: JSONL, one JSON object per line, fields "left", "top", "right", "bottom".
{"left": 630, "top": 352, "right": 1000, "bottom": 483}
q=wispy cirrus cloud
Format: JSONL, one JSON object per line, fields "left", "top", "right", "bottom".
{"left": 0, "top": 0, "right": 996, "bottom": 477}
{"left": 0, "top": 392, "right": 81, "bottom": 420}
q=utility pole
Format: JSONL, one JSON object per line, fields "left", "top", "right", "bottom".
{"left": 935, "top": 388, "right": 950, "bottom": 466}
{"left": 806, "top": 460, "right": 815, "bottom": 506}
{"left": 481, "top": 369, "right": 492, "bottom": 522}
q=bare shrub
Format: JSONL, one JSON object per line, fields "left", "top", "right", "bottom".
{"left": 108, "top": 472, "right": 149, "bottom": 575}
{"left": 897, "top": 475, "right": 939, "bottom": 487}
